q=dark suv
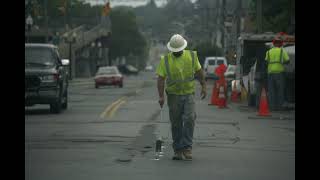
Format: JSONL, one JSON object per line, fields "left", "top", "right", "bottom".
{"left": 25, "top": 44, "right": 69, "bottom": 113}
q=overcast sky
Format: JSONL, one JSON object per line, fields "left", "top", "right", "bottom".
{"left": 85, "top": 0, "right": 197, "bottom": 8}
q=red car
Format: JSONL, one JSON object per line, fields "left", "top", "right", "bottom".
{"left": 94, "top": 66, "right": 123, "bottom": 88}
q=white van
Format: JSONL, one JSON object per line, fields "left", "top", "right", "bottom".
{"left": 203, "top": 56, "right": 227, "bottom": 80}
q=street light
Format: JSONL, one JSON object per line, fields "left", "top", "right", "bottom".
{"left": 91, "top": 41, "right": 102, "bottom": 74}
{"left": 97, "top": 41, "right": 102, "bottom": 61}
{"left": 91, "top": 42, "right": 97, "bottom": 75}
{"left": 26, "top": 14, "right": 33, "bottom": 43}
{"left": 64, "top": 32, "right": 77, "bottom": 80}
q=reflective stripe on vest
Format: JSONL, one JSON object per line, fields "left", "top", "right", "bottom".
{"left": 267, "top": 48, "right": 283, "bottom": 64}
{"left": 164, "top": 51, "right": 195, "bottom": 86}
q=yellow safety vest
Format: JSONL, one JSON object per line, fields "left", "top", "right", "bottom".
{"left": 164, "top": 50, "right": 196, "bottom": 95}
{"left": 265, "top": 47, "right": 289, "bottom": 74}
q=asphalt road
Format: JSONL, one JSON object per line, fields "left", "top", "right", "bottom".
{"left": 25, "top": 71, "right": 295, "bottom": 180}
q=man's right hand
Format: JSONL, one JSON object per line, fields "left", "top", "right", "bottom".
{"left": 158, "top": 96, "right": 165, "bottom": 108}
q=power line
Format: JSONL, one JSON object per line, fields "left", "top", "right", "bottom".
{"left": 236, "top": 0, "right": 242, "bottom": 37}
{"left": 257, "top": 0, "right": 262, "bottom": 33}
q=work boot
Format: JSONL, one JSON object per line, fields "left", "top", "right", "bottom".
{"left": 172, "top": 151, "right": 183, "bottom": 160}
{"left": 182, "top": 149, "right": 192, "bottom": 161}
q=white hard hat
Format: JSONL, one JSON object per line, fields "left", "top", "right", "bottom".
{"left": 167, "top": 34, "right": 187, "bottom": 52}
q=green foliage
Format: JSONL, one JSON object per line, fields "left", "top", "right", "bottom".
{"left": 163, "top": 0, "right": 194, "bottom": 22}
{"left": 26, "top": 0, "right": 99, "bottom": 28}
{"left": 134, "top": 0, "right": 196, "bottom": 39}
{"left": 134, "top": 1, "right": 168, "bottom": 37}
{"left": 25, "top": 0, "right": 149, "bottom": 68}
{"left": 109, "top": 7, "right": 148, "bottom": 66}
{"left": 249, "top": 0, "right": 295, "bottom": 33}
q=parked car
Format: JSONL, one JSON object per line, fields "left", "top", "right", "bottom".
{"left": 203, "top": 56, "right": 228, "bottom": 80}
{"left": 145, "top": 65, "right": 154, "bottom": 72}
{"left": 94, "top": 66, "right": 123, "bottom": 88}
{"left": 117, "top": 64, "right": 139, "bottom": 75}
{"left": 25, "top": 43, "right": 69, "bottom": 114}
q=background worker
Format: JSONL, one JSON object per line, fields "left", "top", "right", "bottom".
{"left": 265, "top": 36, "right": 290, "bottom": 111}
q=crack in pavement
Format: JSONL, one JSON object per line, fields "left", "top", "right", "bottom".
{"left": 116, "top": 124, "right": 157, "bottom": 163}
{"left": 115, "top": 109, "right": 162, "bottom": 163}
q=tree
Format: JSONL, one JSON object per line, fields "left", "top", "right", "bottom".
{"left": 249, "top": 0, "right": 295, "bottom": 33}
{"left": 109, "top": 7, "right": 148, "bottom": 68}
{"left": 134, "top": 0, "right": 168, "bottom": 37}
{"left": 25, "top": 0, "right": 99, "bottom": 28}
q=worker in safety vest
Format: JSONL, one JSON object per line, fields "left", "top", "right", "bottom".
{"left": 265, "top": 36, "right": 290, "bottom": 111}
{"left": 156, "top": 34, "right": 207, "bottom": 161}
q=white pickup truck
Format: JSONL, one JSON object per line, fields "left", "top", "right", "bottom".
{"left": 247, "top": 43, "right": 295, "bottom": 108}
{"left": 235, "top": 32, "right": 295, "bottom": 108}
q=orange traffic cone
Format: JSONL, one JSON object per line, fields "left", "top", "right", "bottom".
{"left": 258, "top": 87, "right": 270, "bottom": 116}
{"left": 209, "top": 81, "right": 219, "bottom": 105}
{"left": 231, "top": 81, "right": 239, "bottom": 102}
{"left": 218, "top": 82, "right": 227, "bottom": 108}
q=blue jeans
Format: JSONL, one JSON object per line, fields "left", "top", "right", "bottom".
{"left": 267, "top": 73, "right": 285, "bottom": 110}
{"left": 167, "top": 94, "right": 196, "bottom": 152}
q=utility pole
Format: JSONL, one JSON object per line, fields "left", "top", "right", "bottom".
{"left": 289, "top": 0, "right": 295, "bottom": 34}
{"left": 221, "top": 0, "right": 226, "bottom": 50}
{"left": 63, "top": 0, "right": 67, "bottom": 29}
{"left": 257, "top": 0, "right": 262, "bottom": 33}
{"left": 204, "top": 1, "right": 214, "bottom": 45}
{"left": 96, "top": 0, "right": 99, "bottom": 25}
{"left": 198, "top": 0, "right": 217, "bottom": 44}
{"left": 44, "top": 0, "right": 49, "bottom": 43}
{"left": 199, "top": 2, "right": 208, "bottom": 42}
{"left": 26, "top": 15, "right": 33, "bottom": 43}
{"left": 214, "top": 0, "right": 220, "bottom": 47}
{"left": 206, "top": 7, "right": 209, "bottom": 30}
{"left": 236, "top": 0, "right": 242, "bottom": 38}
{"left": 65, "top": 0, "right": 70, "bottom": 30}
{"left": 206, "top": 6, "right": 211, "bottom": 44}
